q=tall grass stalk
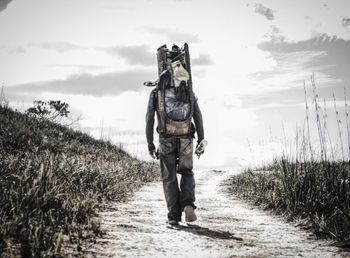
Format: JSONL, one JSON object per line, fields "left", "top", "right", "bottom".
{"left": 311, "top": 73, "right": 326, "bottom": 160}
{"left": 303, "top": 81, "right": 313, "bottom": 160}
{"left": 333, "top": 92, "right": 345, "bottom": 160}
{"left": 344, "top": 86, "right": 350, "bottom": 158}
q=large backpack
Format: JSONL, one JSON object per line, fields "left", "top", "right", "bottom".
{"left": 145, "top": 43, "right": 194, "bottom": 136}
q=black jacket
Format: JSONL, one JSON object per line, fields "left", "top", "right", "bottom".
{"left": 145, "top": 89, "right": 204, "bottom": 151}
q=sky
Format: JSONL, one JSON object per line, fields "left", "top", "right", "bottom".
{"left": 1, "top": 0, "right": 350, "bottom": 168}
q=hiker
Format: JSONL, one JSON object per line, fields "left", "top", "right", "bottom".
{"left": 145, "top": 43, "right": 205, "bottom": 226}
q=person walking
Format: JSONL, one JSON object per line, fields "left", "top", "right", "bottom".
{"left": 145, "top": 44, "right": 205, "bottom": 226}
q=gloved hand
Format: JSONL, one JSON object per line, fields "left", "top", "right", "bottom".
{"left": 195, "top": 139, "right": 208, "bottom": 158}
{"left": 148, "top": 143, "right": 158, "bottom": 159}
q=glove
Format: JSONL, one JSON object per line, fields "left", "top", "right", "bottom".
{"left": 195, "top": 139, "right": 207, "bottom": 158}
{"left": 148, "top": 143, "right": 158, "bottom": 159}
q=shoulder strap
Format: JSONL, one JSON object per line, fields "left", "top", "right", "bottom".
{"left": 152, "top": 88, "right": 158, "bottom": 110}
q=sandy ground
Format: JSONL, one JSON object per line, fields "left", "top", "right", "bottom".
{"left": 83, "top": 170, "right": 349, "bottom": 258}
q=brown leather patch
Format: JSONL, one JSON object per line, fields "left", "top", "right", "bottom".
{"left": 166, "top": 120, "right": 191, "bottom": 135}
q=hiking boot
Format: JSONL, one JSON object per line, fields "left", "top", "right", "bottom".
{"left": 167, "top": 219, "right": 179, "bottom": 226}
{"left": 184, "top": 205, "right": 197, "bottom": 222}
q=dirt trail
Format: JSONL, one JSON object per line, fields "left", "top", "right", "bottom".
{"left": 84, "top": 170, "right": 348, "bottom": 257}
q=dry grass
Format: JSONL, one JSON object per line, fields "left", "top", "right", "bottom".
{"left": 227, "top": 75, "right": 350, "bottom": 243}
{"left": 0, "top": 105, "right": 159, "bottom": 257}
{"left": 228, "top": 160, "right": 350, "bottom": 241}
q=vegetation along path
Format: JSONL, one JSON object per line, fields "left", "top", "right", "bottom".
{"left": 84, "top": 170, "right": 347, "bottom": 257}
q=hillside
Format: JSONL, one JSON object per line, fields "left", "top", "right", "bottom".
{"left": 0, "top": 105, "right": 159, "bottom": 257}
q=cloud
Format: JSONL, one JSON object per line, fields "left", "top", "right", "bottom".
{"left": 146, "top": 27, "right": 200, "bottom": 43}
{"left": 101, "top": 4, "right": 136, "bottom": 11}
{"left": 48, "top": 64, "right": 109, "bottom": 71}
{"left": 0, "top": 45, "right": 26, "bottom": 54}
{"left": 7, "top": 69, "right": 156, "bottom": 98}
{"left": 252, "top": 3, "right": 274, "bottom": 20}
{"left": 99, "top": 45, "right": 156, "bottom": 66}
{"left": 241, "top": 79, "right": 344, "bottom": 111}
{"left": 192, "top": 54, "right": 214, "bottom": 66}
{"left": 342, "top": 17, "right": 350, "bottom": 31}
{"left": 243, "top": 34, "right": 350, "bottom": 111}
{"left": 269, "top": 25, "right": 280, "bottom": 34}
{"left": 0, "top": 0, "right": 12, "bottom": 12}
{"left": 99, "top": 44, "right": 211, "bottom": 67}
{"left": 257, "top": 34, "right": 350, "bottom": 82}
{"left": 8, "top": 46, "right": 26, "bottom": 54}
{"left": 2, "top": 41, "right": 86, "bottom": 55}
{"left": 29, "top": 42, "right": 87, "bottom": 53}
{"left": 258, "top": 34, "right": 350, "bottom": 53}
{"left": 263, "top": 25, "right": 284, "bottom": 42}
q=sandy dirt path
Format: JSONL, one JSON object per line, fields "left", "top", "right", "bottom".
{"left": 84, "top": 170, "right": 348, "bottom": 258}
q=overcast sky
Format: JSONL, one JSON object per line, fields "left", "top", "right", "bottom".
{"left": 1, "top": 0, "right": 349, "bottom": 168}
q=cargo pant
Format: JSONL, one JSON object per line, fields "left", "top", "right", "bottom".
{"left": 159, "top": 135, "right": 196, "bottom": 221}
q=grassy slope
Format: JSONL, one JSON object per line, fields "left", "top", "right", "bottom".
{"left": 0, "top": 106, "right": 160, "bottom": 257}
{"left": 226, "top": 160, "right": 350, "bottom": 244}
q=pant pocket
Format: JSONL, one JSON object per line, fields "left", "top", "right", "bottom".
{"left": 178, "top": 138, "right": 193, "bottom": 173}
{"left": 159, "top": 137, "right": 175, "bottom": 155}
{"left": 180, "top": 138, "right": 193, "bottom": 155}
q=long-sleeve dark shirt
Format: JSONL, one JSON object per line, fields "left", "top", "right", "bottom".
{"left": 146, "top": 90, "right": 204, "bottom": 149}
